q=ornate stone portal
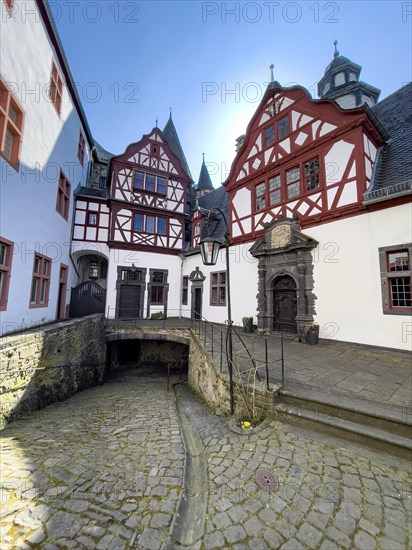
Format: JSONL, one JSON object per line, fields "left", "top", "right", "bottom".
{"left": 250, "top": 217, "right": 318, "bottom": 340}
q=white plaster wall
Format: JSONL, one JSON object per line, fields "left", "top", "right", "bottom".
{"left": 182, "top": 244, "right": 259, "bottom": 328}
{"left": 105, "top": 250, "right": 183, "bottom": 319}
{"left": 0, "top": 1, "right": 91, "bottom": 334}
{"left": 307, "top": 203, "right": 412, "bottom": 350}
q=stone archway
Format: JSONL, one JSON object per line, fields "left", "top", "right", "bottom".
{"left": 250, "top": 217, "right": 318, "bottom": 339}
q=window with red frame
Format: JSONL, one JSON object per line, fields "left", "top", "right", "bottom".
{"left": 210, "top": 271, "right": 226, "bottom": 306}
{"left": 0, "top": 237, "right": 13, "bottom": 311}
{"left": 255, "top": 182, "right": 266, "bottom": 211}
{"left": 78, "top": 132, "right": 85, "bottom": 165}
{"left": 264, "top": 125, "right": 275, "bottom": 147}
{"left": 0, "top": 77, "right": 24, "bottom": 169}
{"left": 56, "top": 171, "right": 71, "bottom": 219}
{"left": 182, "top": 276, "right": 189, "bottom": 305}
{"left": 278, "top": 115, "right": 289, "bottom": 139}
{"left": 3, "top": 0, "right": 14, "bottom": 15}
{"left": 30, "top": 253, "right": 51, "bottom": 308}
{"left": 49, "top": 60, "right": 63, "bottom": 115}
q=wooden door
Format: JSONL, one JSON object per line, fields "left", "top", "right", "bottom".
{"left": 57, "top": 264, "right": 68, "bottom": 319}
{"left": 119, "top": 285, "right": 141, "bottom": 318}
{"left": 273, "top": 275, "right": 297, "bottom": 333}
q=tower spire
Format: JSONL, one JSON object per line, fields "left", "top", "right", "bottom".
{"left": 169, "top": 107, "right": 172, "bottom": 119}
{"left": 269, "top": 63, "right": 274, "bottom": 83}
{"left": 333, "top": 40, "right": 339, "bottom": 58}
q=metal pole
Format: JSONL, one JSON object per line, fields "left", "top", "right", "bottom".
{"left": 265, "top": 338, "right": 269, "bottom": 390}
{"left": 226, "top": 239, "right": 234, "bottom": 415}
{"left": 281, "top": 332, "right": 285, "bottom": 386}
{"left": 220, "top": 330, "right": 223, "bottom": 371}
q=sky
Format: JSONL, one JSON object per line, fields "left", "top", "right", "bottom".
{"left": 52, "top": 0, "right": 412, "bottom": 187}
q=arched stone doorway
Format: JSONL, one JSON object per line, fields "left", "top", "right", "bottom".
{"left": 273, "top": 275, "right": 297, "bottom": 333}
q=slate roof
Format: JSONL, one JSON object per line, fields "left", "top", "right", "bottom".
{"left": 94, "top": 140, "right": 115, "bottom": 164}
{"left": 74, "top": 185, "right": 109, "bottom": 199}
{"left": 196, "top": 159, "right": 214, "bottom": 191}
{"left": 197, "top": 185, "right": 229, "bottom": 242}
{"left": 163, "top": 116, "right": 193, "bottom": 182}
{"left": 365, "top": 82, "right": 412, "bottom": 201}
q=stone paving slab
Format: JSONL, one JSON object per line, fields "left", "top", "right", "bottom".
{"left": 1, "top": 371, "right": 411, "bottom": 549}
{"left": 200, "top": 324, "right": 412, "bottom": 416}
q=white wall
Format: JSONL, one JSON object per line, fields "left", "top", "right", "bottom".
{"left": 105, "top": 249, "right": 183, "bottom": 319}
{"left": 0, "top": 1, "right": 91, "bottom": 334}
{"left": 182, "top": 243, "right": 259, "bottom": 328}
{"left": 307, "top": 203, "right": 412, "bottom": 350}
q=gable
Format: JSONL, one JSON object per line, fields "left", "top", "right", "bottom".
{"left": 114, "top": 129, "right": 190, "bottom": 181}
{"left": 226, "top": 86, "right": 365, "bottom": 190}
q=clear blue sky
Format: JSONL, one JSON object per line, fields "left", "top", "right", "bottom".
{"left": 53, "top": 0, "right": 411, "bottom": 186}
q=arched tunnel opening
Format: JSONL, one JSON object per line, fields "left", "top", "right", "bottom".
{"left": 106, "top": 338, "right": 189, "bottom": 380}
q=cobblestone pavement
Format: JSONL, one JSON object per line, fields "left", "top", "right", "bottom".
{"left": 1, "top": 372, "right": 412, "bottom": 550}
{"left": 182, "top": 384, "right": 412, "bottom": 550}
{"left": 1, "top": 372, "right": 184, "bottom": 550}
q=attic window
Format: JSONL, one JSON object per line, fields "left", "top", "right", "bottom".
{"left": 264, "top": 125, "right": 274, "bottom": 147}
{"left": 278, "top": 116, "right": 289, "bottom": 140}
{"left": 255, "top": 183, "right": 266, "bottom": 210}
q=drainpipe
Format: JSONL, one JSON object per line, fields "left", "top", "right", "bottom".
{"left": 179, "top": 254, "right": 184, "bottom": 319}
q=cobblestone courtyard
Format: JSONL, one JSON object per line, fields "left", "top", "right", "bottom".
{"left": 1, "top": 371, "right": 411, "bottom": 549}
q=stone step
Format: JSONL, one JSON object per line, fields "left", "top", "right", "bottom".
{"left": 275, "top": 390, "right": 412, "bottom": 459}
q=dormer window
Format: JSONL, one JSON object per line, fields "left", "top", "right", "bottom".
{"left": 334, "top": 71, "right": 345, "bottom": 86}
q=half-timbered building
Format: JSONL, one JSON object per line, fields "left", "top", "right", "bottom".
{"left": 185, "top": 51, "right": 411, "bottom": 351}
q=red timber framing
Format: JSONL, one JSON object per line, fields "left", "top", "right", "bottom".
{"left": 72, "top": 198, "right": 109, "bottom": 242}
{"left": 107, "top": 127, "right": 191, "bottom": 253}
{"left": 225, "top": 86, "right": 385, "bottom": 244}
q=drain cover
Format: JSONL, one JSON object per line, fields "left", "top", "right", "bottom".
{"left": 255, "top": 468, "right": 279, "bottom": 493}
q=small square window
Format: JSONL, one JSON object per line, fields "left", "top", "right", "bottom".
{"left": 88, "top": 213, "right": 98, "bottom": 226}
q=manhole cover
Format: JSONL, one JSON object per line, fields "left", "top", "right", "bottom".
{"left": 255, "top": 468, "right": 279, "bottom": 493}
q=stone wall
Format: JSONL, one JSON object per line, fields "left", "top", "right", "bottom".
{"left": 188, "top": 332, "right": 278, "bottom": 418}
{"left": 0, "top": 315, "right": 106, "bottom": 428}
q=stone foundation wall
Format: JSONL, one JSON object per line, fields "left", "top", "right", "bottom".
{"left": 0, "top": 315, "right": 106, "bottom": 428}
{"left": 188, "top": 333, "right": 277, "bottom": 418}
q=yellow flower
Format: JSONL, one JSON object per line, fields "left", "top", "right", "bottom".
{"left": 242, "top": 421, "right": 251, "bottom": 429}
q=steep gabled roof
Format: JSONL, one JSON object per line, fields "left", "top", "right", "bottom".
{"left": 196, "top": 157, "right": 214, "bottom": 191}
{"left": 94, "top": 140, "right": 115, "bottom": 164}
{"left": 163, "top": 115, "right": 193, "bottom": 182}
{"left": 197, "top": 186, "right": 229, "bottom": 242}
{"left": 365, "top": 82, "right": 412, "bottom": 201}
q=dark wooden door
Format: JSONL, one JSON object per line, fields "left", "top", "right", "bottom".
{"left": 194, "top": 288, "right": 202, "bottom": 320}
{"left": 56, "top": 264, "right": 68, "bottom": 319}
{"left": 119, "top": 285, "right": 140, "bottom": 318}
{"left": 273, "top": 276, "right": 297, "bottom": 333}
